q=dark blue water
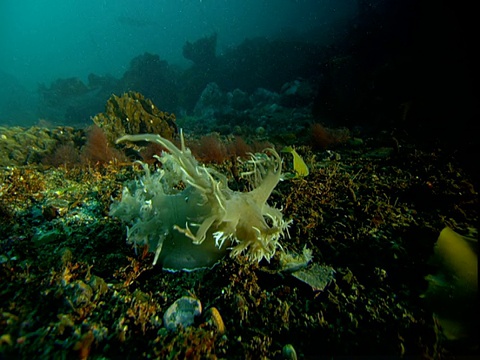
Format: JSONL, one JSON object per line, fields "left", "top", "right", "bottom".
{"left": 1, "top": 1, "right": 355, "bottom": 87}
{"left": 0, "top": 0, "right": 474, "bottom": 155}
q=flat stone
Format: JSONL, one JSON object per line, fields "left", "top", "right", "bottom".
{"left": 291, "top": 263, "right": 336, "bottom": 292}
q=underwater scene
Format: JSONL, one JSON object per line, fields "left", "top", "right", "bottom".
{"left": 0, "top": 0, "right": 477, "bottom": 359}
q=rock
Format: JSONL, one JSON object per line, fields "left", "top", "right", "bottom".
{"left": 92, "top": 91, "right": 177, "bottom": 146}
{"left": 182, "top": 33, "right": 217, "bottom": 66}
{"left": 0, "top": 126, "right": 80, "bottom": 166}
{"left": 291, "top": 263, "right": 335, "bottom": 292}
{"left": 163, "top": 296, "right": 202, "bottom": 332}
{"left": 280, "top": 79, "right": 316, "bottom": 107}
{"left": 249, "top": 88, "right": 280, "bottom": 107}
{"left": 228, "top": 89, "right": 252, "bottom": 111}
{"left": 193, "top": 82, "right": 228, "bottom": 118}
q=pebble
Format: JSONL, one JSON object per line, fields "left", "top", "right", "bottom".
{"left": 163, "top": 296, "right": 202, "bottom": 331}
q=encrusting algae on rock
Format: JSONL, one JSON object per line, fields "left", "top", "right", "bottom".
{"left": 110, "top": 130, "right": 290, "bottom": 271}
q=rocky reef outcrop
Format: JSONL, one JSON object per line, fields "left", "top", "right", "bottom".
{"left": 92, "top": 92, "right": 177, "bottom": 146}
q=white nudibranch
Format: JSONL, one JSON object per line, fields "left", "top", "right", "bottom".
{"left": 110, "top": 130, "right": 290, "bottom": 271}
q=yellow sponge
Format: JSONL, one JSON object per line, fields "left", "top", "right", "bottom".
{"left": 422, "top": 227, "right": 478, "bottom": 341}
{"left": 435, "top": 227, "right": 477, "bottom": 294}
{"left": 281, "top": 146, "right": 309, "bottom": 178}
